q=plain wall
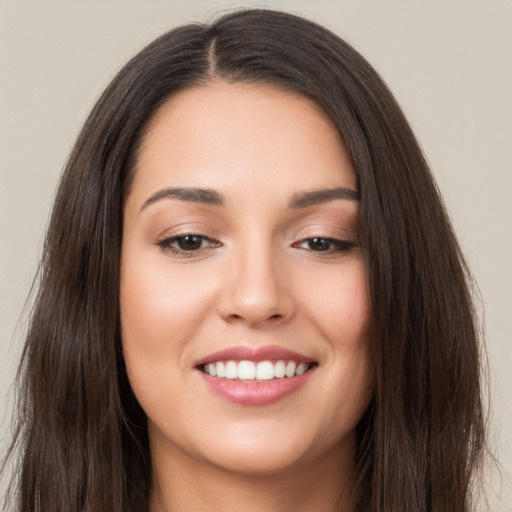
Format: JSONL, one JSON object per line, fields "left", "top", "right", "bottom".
{"left": 1, "top": 0, "right": 511, "bottom": 509}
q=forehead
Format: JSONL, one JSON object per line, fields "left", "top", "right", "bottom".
{"left": 128, "top": 81, "right": 356, "bottom": 208}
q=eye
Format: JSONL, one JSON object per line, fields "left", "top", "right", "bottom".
{"left": 293, "top": 237, "right": 356, "bottom": 253}
{"left": 156, "top": 234, "right": 221, "bottom": 256}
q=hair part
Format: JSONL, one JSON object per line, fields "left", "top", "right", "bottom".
{"left": 3, "top": 9, "right": 485, "bottom": 512}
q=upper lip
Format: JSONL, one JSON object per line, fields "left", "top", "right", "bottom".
{"left": 194, "top": 345, "right": 315, "bottom": 367}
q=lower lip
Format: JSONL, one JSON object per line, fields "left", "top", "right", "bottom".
{"left": 199, "top": 369, "right": 314, "bottom": 406}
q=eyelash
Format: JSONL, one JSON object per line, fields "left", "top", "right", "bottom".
{"left": 156, "top": 234, "right": 356, "bottom": 257}
{"left": 292, "top": 237, "right": 356, "bottom": 254}
{"left": 156, "top": 234, "right": 221, "bottom": 256}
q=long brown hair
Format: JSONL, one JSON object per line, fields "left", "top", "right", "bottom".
{"left": 2, "top": 9, "right": 485, "bottom": 512}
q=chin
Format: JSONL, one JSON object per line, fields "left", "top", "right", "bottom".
{"left": 153, "top": 415, "right": 356, "bottom": 478}
{"left": 207, "top": 438, "right": 310, "bottom": 475}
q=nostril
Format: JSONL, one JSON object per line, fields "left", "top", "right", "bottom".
{"left": 224, "top": 312, "right": 284, "bottom": 325}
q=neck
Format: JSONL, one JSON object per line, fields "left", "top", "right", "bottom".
{"left": 149, "top": 435, "right": 356, "bottom": 512}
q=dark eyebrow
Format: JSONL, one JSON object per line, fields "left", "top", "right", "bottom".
{"left": 289, "top": 187, "right": 360, "bottom": 208}
{"left": 140, "top": 187, "right": 224, "bottom": 212}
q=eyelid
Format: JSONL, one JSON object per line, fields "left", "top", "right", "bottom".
{"left": 292, "top": 236, "right": 356, "bottom": 253}
{"left": 290, "top": 217, "right": 357, "bottom": 237}
{"left": 155, "top": 233, "right": 222, "bottom": 257}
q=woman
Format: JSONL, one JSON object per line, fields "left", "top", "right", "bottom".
{"left": 2, "top": 8, "right": 485, "bottom": 512}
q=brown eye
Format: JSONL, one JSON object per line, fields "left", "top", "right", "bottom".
{"left": 157, "top": 234, "right": 221, "bottom": 255}
{"left": 175, "top": 235, "right": 204, "bottom": 251}
{"left": 307, "top": 238, "right": 332, "bottom": 251}
{"left": 294, "top": 237, "right": 356, "bottom": 253}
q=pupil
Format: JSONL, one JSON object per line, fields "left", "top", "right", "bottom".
{"left": 178, "top": 235, "right": 202, "bottom": 250}
{"left": 309, "top": 238, "right": 330, "bottom": 251}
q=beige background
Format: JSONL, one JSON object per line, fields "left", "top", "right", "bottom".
{"left": 1, "top": 0, "right": 511, "bottom": 509}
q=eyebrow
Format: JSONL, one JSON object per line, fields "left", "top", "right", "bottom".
{"left": 288, "top": 187, "right": 360, "bottom": 208}
{"left": 140, "top": 185, "right": 359, "bottom": 213}
{"left": 140, "top": 187, "right": 224, "bottom": 212}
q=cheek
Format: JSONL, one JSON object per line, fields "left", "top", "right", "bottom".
{"left": 303, "top": 260, "right": 370, "bottom": 347}
{"left": 119, "top": 253, "right": 220, "bottom": 424}
{"left": 120, "top": 255, "right": 214, "bottom": 345}
{"left": 302, "top": 260, "right": 373, "bottom": 410}
{"left": 119, "top": 249, "right": 219, "bottom": 398}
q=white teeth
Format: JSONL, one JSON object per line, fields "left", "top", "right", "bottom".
{"left": 238, "top": 360, "right": 256, "bottom": 380}
{"left": 216, "top": 361, "right": 226, "bottom": 378}
{"left": 274, "top": 360, "right": 286, "bottom": 378}
{"left": 296, "top": 363, "right": 308, "bottom": 375}
{"left": 285, "top": 361, "right": 296, "bottom": 377}
{"left": 203, "top": 359, "right": 312, "bottom": 380}
{"left": 256, "top": 361, "right": 275, "bottom": 380}
{"left": 225, "top": 361, "right": 238, "bottom": 379}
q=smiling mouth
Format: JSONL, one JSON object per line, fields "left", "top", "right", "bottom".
{"left": 200, "top": 360, "right": 315, "bottom": 381}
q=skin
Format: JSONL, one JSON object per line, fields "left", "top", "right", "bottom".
{"left": 120, "top": 81, "right": 374, "bottom": 512}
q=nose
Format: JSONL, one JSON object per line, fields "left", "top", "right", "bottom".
{"left": 217, "top": 243, "right": 295, "bottom": 328}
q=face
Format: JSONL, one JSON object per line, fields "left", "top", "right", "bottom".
{"left": 120, "top": 81, "right": 373, "bottom": 477}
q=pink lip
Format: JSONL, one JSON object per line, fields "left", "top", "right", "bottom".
{"left": 199, "top": 370, "right": 315, "bottom": 406}
{"left": 195, "top": 345, "right": 316, "bottom": 406}
{"left": 194, "top": 345, "right": 313, "bottom": 366}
